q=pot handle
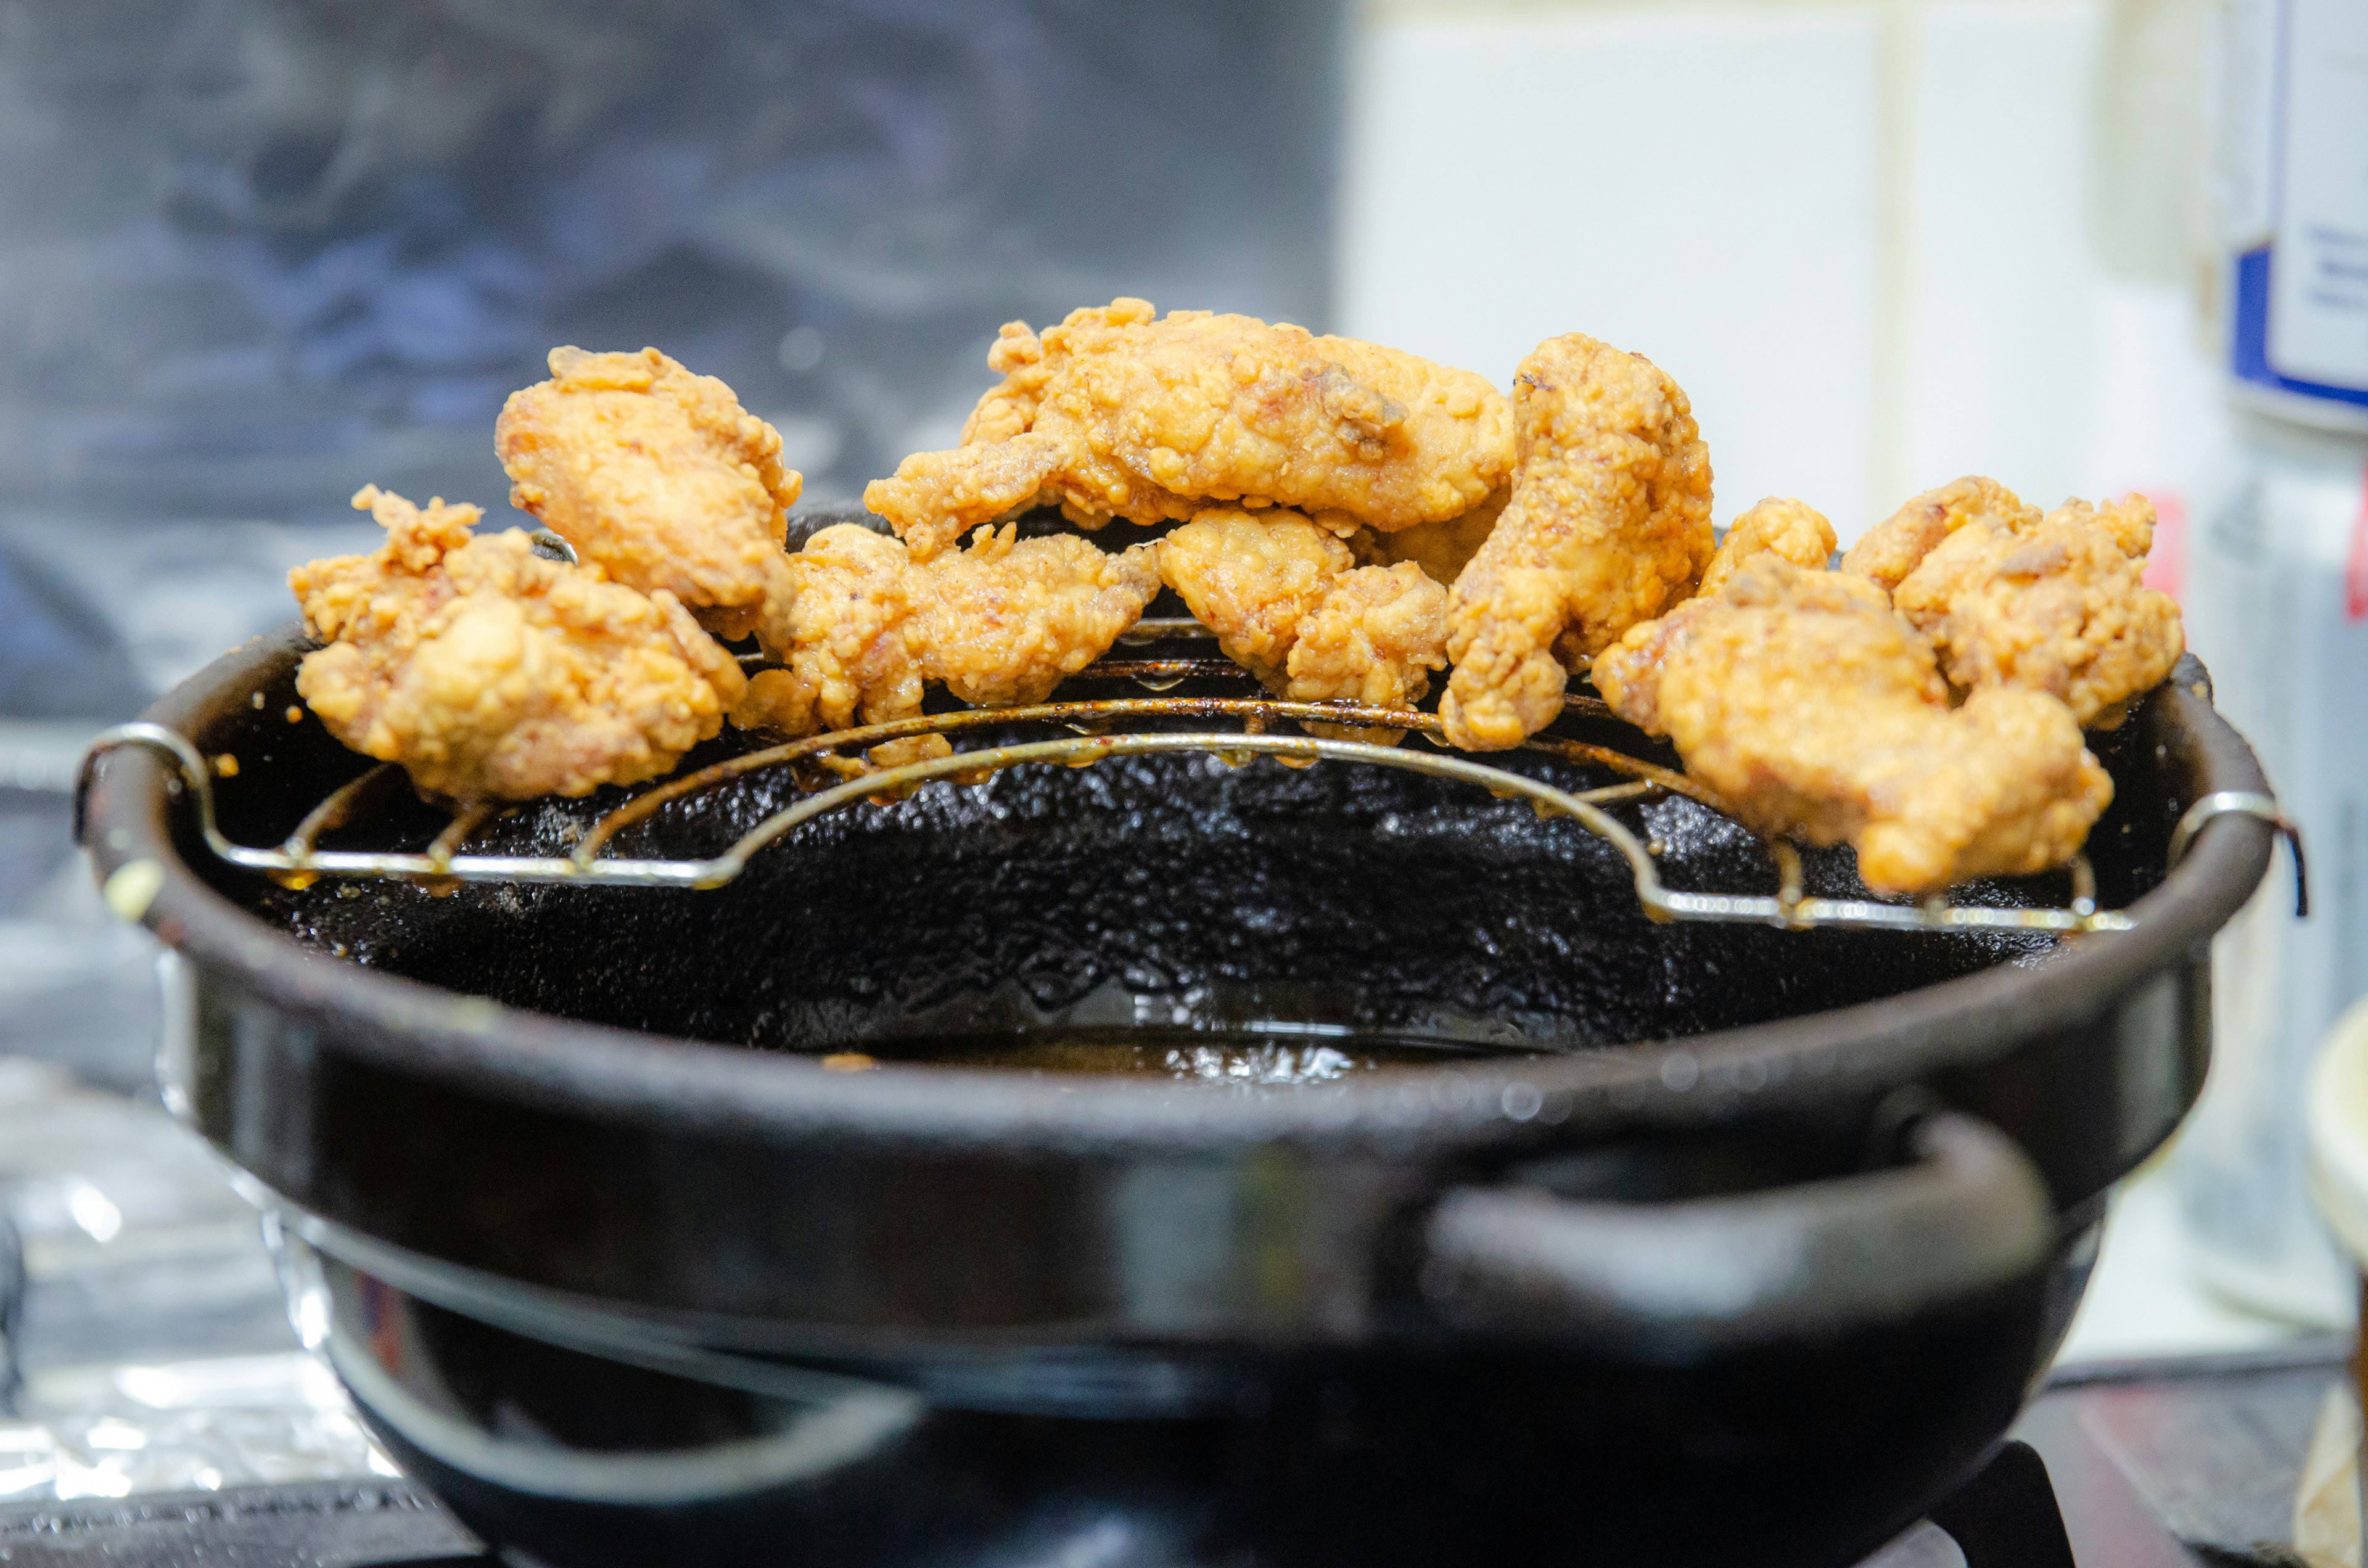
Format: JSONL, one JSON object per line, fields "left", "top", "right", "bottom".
{"left": 1422, "top": 1111, "right": 2053, "bottom": 1358}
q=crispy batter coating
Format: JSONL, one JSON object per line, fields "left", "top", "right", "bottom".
{"left": 866, "top": 299, "right": 1514, "bottom": 558}
{"left": 1840, "top": 475, "right": 2039, "bottom": 592}
{"left": 1595, "top": 556, "right": 2110, "bottom": 894}
{"left": 1370, "top": 486, "right": 1510, "bottom": 585}
{"left": 1593, "top": 498, "right": 1838, "bottom": 736}
{"left": 960, "top": 319, "right": 1062, "bottom": 446}
{"left": 857, "top": 432, "right": 1069, "bottom": 565}
{"left": 496, "top": 347, "right": 804, "bottom": 641}
{"left": 1696, "top": 497, "right": 1838, "bottom": 597}
{"left": 290, "top": 486, "right": 746, "bottom": 802}
{"left": 734, "top": 523, "right": 922, "bottom": 744}
{"left": 916, "top": 525, "right": 1162, "bottom": 707}
{"left": 731, "top": 523, "right": 1160, "bottom": 761}
{"left": 1587, "top": 599, "right": 1709, "bottom": 741}
{"left": 1286, "top": 562, "right": 1449, "bottom": 740}
{"left": 1891, "top": 493, "right": 2181, "bottom": 728}
{"left": 1156, "top": 508, "right": 1448, "bottom": 744}
{"left": 1439, "top": 334, "right": 1714, "bottom": 750}
{"left": 2079, "top": 493, "right": 2160, "bottom": 559}
{"left": 1156, "top": 509, "right": 1355, "bottom": 687}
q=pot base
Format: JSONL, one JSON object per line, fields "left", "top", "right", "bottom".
{"left": 313, "top": 1244, "right": 2054, "bottom": 1568}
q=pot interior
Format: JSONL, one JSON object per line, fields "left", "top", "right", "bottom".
{"left": 191, "top": 652, "right": 2176, "bottom": 1069}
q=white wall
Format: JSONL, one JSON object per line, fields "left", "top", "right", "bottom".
{"left": 1336, "top": 0, "right": 2227, "bottom": 548}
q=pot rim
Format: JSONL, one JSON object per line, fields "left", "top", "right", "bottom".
{"left": 83, "top": 627, "right": 2275, "bottom": 1154}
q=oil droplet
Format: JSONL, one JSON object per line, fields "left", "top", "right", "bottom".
{"left": 269, "top": 868, "right": 319, "bottom": 892}
{"left": 102, "top": 859, "right": 165, "bottom": 922}
{"left": 285, "top": 706, "right": 304, "bottom": 724}
{"left": 821, "top": 1053, "right": 878, "bottom": 1072}
{"left": 212, "top": 754, "right": 239, "bottom": 778}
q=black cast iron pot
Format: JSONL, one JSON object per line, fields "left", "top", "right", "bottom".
{"left": 75, "top": 532, "right": 2276, "bottom": 1567}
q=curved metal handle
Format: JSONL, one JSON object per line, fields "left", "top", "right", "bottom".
{"left": 2171, "top": 791, "right": 2306, "bottom": 917}
{"left": 1423, "top": 1112, "right": 2053, "bottom": 1360}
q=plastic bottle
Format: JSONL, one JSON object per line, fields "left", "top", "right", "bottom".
{"left": 2168, "top": 0, "right": 2368, "bottom": 1328}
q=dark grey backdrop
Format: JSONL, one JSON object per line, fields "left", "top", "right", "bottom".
{"left": 0, "top": 0, "right": 1346, "bottom": 714}
{"left": 0, "top": 1, "right": 1343, "bottom": 1074}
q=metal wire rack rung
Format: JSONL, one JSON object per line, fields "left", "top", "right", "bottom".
{"left": 84, "top": 649, "right": 2305, "bottom": 934}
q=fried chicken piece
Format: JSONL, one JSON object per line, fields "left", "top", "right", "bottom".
{"left": 732, "top": 523, "right": 923, "bottom": 745}
{"left": 1593, "top": 498, "right": 1839, "bottom": 736}
{"left": 496, "top": 347, "right": 804, "bottom": 641}
{"left": 1439, "top": 334, "right": 1714, "bottom": 750}
{"left": 1156, "top": 508, "right": 1448, "bottom": 743}
{"left": 1156, "top": 509, "right": 1354, "bottom": 687}
{"left": 1286, "top": 562, "right": 1449, "bottom": 740}
{"left": 1369, "top": 486, "right": 1510, "bottom": 585}
{"left": 1840, "top": 475, "right": 2040, "bottom": 592}
{"left": 731, "top": 523, "right": 1161, "bottom": 763}
{"left": 1697, "top": 497, "right": 1838, "bottom": 597}
{"left": 2078, "top": 492, "right": 2160, "bottom": 559}
{"left": 917, "top": 525, "right": 1162, "bottom": 707}
{"left": 290, "top": 486, "right": 746, "bottom": 802}
{"left": 961, "top": 319, "right": 1063, "bottom": 446}
{"left": 866, "top": 299, "right": 1513, "bottom": 558}
{"left": 859, "top": 433, "right": 1070, "bottom": 565}
{"left": 1890, "top": 493, "right": 2182, "bottom": 729}
{"left": 1595, "top": 556, "right": 2110, "bottom": 894}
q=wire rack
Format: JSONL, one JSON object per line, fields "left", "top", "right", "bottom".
{"left": 74, "top": 610, "right": 2307, "bottom": 937}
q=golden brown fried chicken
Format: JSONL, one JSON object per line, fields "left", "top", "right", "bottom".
{"left": 1840, "top": 475, "right": 2040, "bottom": 592}
{"left": 1368, "top": 486, "right": 1510, "bottom": 585}
{"left": 730, "top": 523, "right": 1160, "bottom": 763}
{"left": 1439, "top": 334, "right": 1714, "bottom": 751}
{"left": 916, "top": 525, "right": 1162, "bottom": 707}
{"left": 496, "top": 347, "right": 804, "bottom": 641}
{"left": 290, "top": 486, "right": 746, "bottom": 802}
{"left": 731, "top": 523, "right": 922, "bottom": 745}
{"left": 1696, "top": 497, "right": 1838, "bottom": 597}
{"left": 858, "top": 433, "right": 1071, "bottom": 565}
{"left": 1285, "top": 563, "right": 1449, "bottom": 739}
{"left": 1156, "top": 509, "right": 1354, "bottom": 688}
{"left": 866, "top": 299, "right": 1514, "bottom": 558}
{"left": 1595, "top": 556, "right": 2111, "bottom": 895}
{"left": 1873, "top": 490, "right": 2181, "bottom": 729}
{"left": 1155, "top": 508, "right": 1448, "bottom": 743}
{"left": 1592, "top": 498, "right": 1838, "bottom": 736}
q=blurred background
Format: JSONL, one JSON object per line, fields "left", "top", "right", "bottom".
{"left": 0, "top": 0, "right": 2362, "bottom": 1505}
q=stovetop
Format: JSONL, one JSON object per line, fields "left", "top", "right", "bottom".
{"left": 0, "top": 1342, "right": 2350, "bottom": 1568}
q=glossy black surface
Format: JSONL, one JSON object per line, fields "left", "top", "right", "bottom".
{"left": 82, "top": 628, "right": 2262, "bottom": 1344}
{"left": 229, "top": 702, "right": 2069, "bottom": 1057}
{"left": 74, "top": 615, "right": 2276, "bottom": 1568}
{"left": 321, "top": 1235, "right": 2049, "bottom": 1568}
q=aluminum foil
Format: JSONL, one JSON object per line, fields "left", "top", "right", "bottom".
{"left": 0, "top": 1352, "right": 392, "bottom": 1501}
{"left": 0, "top": 1054, "right": 391, "bottom": 1502}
